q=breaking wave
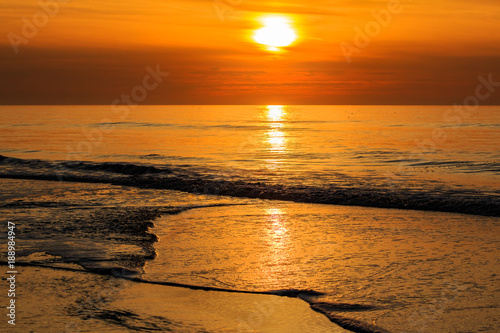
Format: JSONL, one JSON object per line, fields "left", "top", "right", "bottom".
{"left": 1, "top": 155, "right": 498, "bottom": 217}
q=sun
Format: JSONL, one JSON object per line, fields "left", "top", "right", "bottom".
{"left": 253, "top": 16, "right": 297, "bottom": 51}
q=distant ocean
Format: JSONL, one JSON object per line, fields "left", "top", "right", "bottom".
{"left": 1, "top": 105, "right": 499, "bottom": 332}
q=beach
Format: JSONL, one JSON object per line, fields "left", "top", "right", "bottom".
{"left": 1, "top": 105, "right": 499, "bottom": 332}
{"left": 1, "top": 176, "right": 498, "bottom": 332}
{"left": 6, "top": 266, "right": 348, "bottom": 332}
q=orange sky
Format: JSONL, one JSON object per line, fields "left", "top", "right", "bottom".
{"left": 1, "top": 0, "right": 499, "bottom": 104}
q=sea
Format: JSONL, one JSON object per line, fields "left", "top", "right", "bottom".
{"left": 0, "top": 105, "right": 499, "bottom": 332}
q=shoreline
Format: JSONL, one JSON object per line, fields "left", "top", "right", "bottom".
{"left": 2, "top": 178, "right": 498, "bottom": 332}
{"left": 2, "top": 265, "right": 350, "bottom": 333}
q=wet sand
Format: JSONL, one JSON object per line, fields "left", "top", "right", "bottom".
{"left": 3, "top": 266, "right": 348, "bottom": 332}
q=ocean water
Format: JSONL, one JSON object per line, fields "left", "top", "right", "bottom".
{"left": 1, "top": 105, "right": 499, "bottom": 332}
{"left": 1, "top": 105, "right": 499, "bottom": 216}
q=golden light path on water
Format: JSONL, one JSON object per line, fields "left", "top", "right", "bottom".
{"left": 265, "top": 105, "right": 287, "bottom": 153}
{"left": 263, "top": 207, "right": 294, "bottom": 283}
{"left": 267, "top": 105, "right": 285, "bottom": 123}
{"left": 263, "top": 105, "right": 288, "bottom": 173}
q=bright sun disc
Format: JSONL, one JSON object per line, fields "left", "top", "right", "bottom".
{"left": 253, "top": 16, "right": 297, "bottom": 50}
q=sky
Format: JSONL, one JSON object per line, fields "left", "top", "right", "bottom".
{"left": 1, "top": 0, "right": 499, "bottom": 105}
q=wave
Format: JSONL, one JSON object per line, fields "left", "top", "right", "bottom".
{"left": 1, "top": 155, "right": 499, "bottom": 217}
{"left": 310, "top": 304, "right": 391, "bottom": 333}
{"left": 408, "top": 160, "right": 500, "bottom": 173}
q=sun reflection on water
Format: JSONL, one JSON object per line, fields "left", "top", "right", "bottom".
{"left": 261, "top": 206, "right": 297, "bottom": 285}
{"left": 267, "top": 130, "right": 285, "bottom": 152}
{"left": 266, "top": 208, "right": 288, "bottom": 239}
{"left": 265, "top": 105, "right": 288, "bottom": 157}
{"left": 267, "top": 105, "right": 285, "bottom": 122}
